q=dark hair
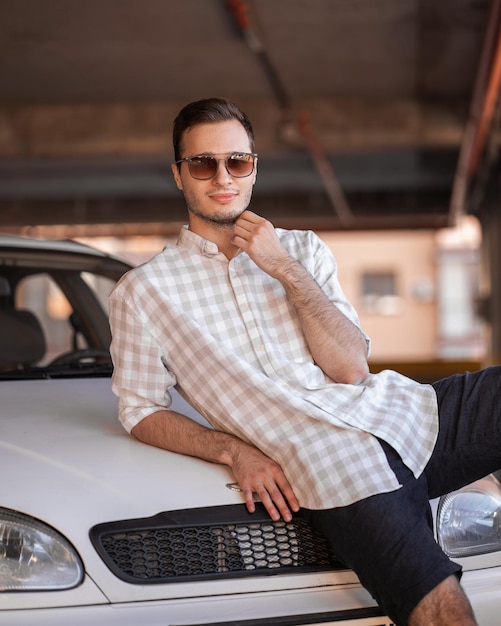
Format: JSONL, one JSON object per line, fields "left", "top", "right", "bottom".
{"left": 172, "top": 97, "right": 255, "bottom": 162}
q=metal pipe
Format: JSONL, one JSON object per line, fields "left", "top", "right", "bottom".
{"left": 297, "top": 110, "right": 353, "bottom": 225}
{"left": 449, "top": 0, "right": 501, "bottom": 225}
{"left": 469, "top": 15, "right": 501, "bottom": 175}
{"left": 224, "top": 0, "right": 353, "bottom": 223}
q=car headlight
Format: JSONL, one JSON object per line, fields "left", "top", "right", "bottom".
{"left": 437, "top": 474, "right": 501, "bottom": 558}
{"left": 0, "top": 508, "right": 84, "bottom": 591}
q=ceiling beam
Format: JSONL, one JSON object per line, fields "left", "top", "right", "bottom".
{"left": 0, "top": 98, "right": 467, "bottom": 160}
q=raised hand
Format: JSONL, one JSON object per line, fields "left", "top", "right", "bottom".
{"left": 232, "top": 210, "right": 292, "bottom": 278}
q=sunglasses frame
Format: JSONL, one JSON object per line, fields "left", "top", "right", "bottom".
{"left": 175, "top": 152, "right": 258, "bottom": 180}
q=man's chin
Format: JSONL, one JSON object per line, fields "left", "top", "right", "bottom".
{"left": 207, "top": 211, "right": 245, "bottom": 228}
{"left": 187, "top": 203, "right": 248, "bottom": 228}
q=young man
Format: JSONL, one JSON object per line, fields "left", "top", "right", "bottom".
{"left": 109, "top": 97, "right": 501, "bottom": 625}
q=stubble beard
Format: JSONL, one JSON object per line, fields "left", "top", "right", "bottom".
{"left": 186, "top": 190, "right": 252, "bottom": 230}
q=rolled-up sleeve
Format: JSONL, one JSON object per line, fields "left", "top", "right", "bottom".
{"left": 109, "top": 279, "right": 176, "bottom": 433}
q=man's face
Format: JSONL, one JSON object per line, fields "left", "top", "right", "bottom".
{"left": 171, "top": 120, "right": 257, "bottom": 230}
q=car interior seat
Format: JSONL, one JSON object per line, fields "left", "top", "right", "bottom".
{"left": 0, "top": 276, "right": 47, "bottom": 369}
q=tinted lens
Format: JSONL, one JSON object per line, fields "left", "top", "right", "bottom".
{"left": 226, "top": 154, "right": 255, "bottom": 177}
{"left": 188, "top": 156, "right": 218, "bottom": 179}
{"left": 186, "top": 154, "right": 255, "bottom": 179}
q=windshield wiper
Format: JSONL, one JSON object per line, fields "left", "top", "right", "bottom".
{"left": 0, "top": 362, "right": 113, "bottom": 380}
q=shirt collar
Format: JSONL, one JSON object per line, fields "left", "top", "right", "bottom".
{"left": 176, "top": 226, "right": 222, "bottom": 258}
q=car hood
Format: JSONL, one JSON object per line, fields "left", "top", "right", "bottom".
{"left": 1, "top": 378, "right": 242, "bottom": 523}
{"left": 1, "top": 378, "right": 263, "bottom": 601}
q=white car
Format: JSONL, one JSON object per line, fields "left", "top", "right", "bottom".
{"left": 1, "top": 234, "right": 500, "bottom": 625}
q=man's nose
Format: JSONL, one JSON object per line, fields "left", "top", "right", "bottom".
{"left": 212, "top": 158, "right": 233, "bottom": 184}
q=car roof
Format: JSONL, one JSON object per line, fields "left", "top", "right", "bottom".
{"left": 0, "top": 234, "right": 111, "bottom": 257}
{"left": 0, "top": 233, "right": 132, "bottom": 276}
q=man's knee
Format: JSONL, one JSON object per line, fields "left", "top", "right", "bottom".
{"left": 408, "top": 575, "right": 477, "bottom": 626}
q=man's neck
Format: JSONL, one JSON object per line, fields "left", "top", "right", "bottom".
{"left": 187, "top": 221, "right": 240, "bottom": 260}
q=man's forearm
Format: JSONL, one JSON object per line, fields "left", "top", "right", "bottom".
{"left": 275, "top": 258, "right": 369, "bottom": 384}
{"left": 231, "top": 211, "right": 368, "bottom": 385}
{"left": 131, "top": 408, "right": 246, "bottom": 467}
{"left": 130, "top": 409, "right": 300, "bottom": 521}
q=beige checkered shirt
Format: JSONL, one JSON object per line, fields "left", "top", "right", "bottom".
{"left": 109, "top": 226, "right": 439, "bottom": 509}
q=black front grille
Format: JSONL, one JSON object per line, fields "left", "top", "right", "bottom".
{"left": 90, "top": 504, "right": 346, "bottom": 584}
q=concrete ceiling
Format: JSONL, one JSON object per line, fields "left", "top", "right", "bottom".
{"left": 0, "top": 0, "right": 500, "bottom": 235}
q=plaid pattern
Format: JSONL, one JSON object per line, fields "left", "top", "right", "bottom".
{"left": 109, "top": 227, "right": 439, "bottom": 509}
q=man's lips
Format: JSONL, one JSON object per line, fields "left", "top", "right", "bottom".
{"left": 209, "top": 191, "right": 238, "bottom": 203}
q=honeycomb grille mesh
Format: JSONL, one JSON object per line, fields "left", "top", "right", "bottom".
{"left": 96, "top": 516, "right": 340, "bottom": 583}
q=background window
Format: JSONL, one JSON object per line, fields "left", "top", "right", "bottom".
{"left": 361, "top": 271, "right": 401, "bottom": 315}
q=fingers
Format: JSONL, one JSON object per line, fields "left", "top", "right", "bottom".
{"left": 232, "top": 214, "right": 288, "bottom": 277}
{"left": 240, "top": 469, "right": 300, "bottom": 523}
{"left": 236, "top": 210, "right": 261, "bottom": 226}
{"left": 229, "top": 434, "right": 300, "bottom": 523}
{"left": 258, "top": 483, "right": 293, "bottom": 522}
{"left": 242, "top": 482, "right": 290, "bottom": 522}
{"left": 232, "top": 212, "right": 267, "bottom": 242}
{"left": 242, "top": 487, "right": 256, "bottom": 515}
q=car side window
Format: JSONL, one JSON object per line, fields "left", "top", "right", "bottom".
{"left": 81, "top": 272, "right": 115, "bottom": 315}
{"left": 15, "top": 274, "right": 75, "bottom": 364}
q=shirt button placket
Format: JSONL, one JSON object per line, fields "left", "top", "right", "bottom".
{"left": 229, "top": 260, "right": 271, "bottom": 371}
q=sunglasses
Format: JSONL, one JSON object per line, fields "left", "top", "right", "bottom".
{"left": 176, "top": 152, "right": 258, "bottom": 180}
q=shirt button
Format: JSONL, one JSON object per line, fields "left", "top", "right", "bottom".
{"left": 203, "top": 241, "right": 218, "bottom": 255}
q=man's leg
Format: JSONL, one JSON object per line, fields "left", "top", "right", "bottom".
{"left": 408, "top": 575, "right": 476, "bottom": 625}
{"left": 308, "top": 453, "right": 463, "bottom": 626}
{"left": 401, "top": 364, "right": 501, "bottom": 624}
{"left": 308, "top": 366, "right": 501, "bottom": 623}
{"left": 426, "top": 365, "right": 501, "bottom": 497}
{"left": 308, "top": 425, "right": 490, "bottom": 625}
{"left": 402, "top": 365, "right": 501, "bottom": 624}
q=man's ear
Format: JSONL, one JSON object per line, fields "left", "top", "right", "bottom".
{"left": 252, "top": 158, "right": 258, "bottom": 185}
{"left": 171, "top": 162, "right": 183, "bottom": 191}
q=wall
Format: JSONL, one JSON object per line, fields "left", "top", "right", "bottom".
{"left": 320, "top": 229, "right": 437, "bottom": 361}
